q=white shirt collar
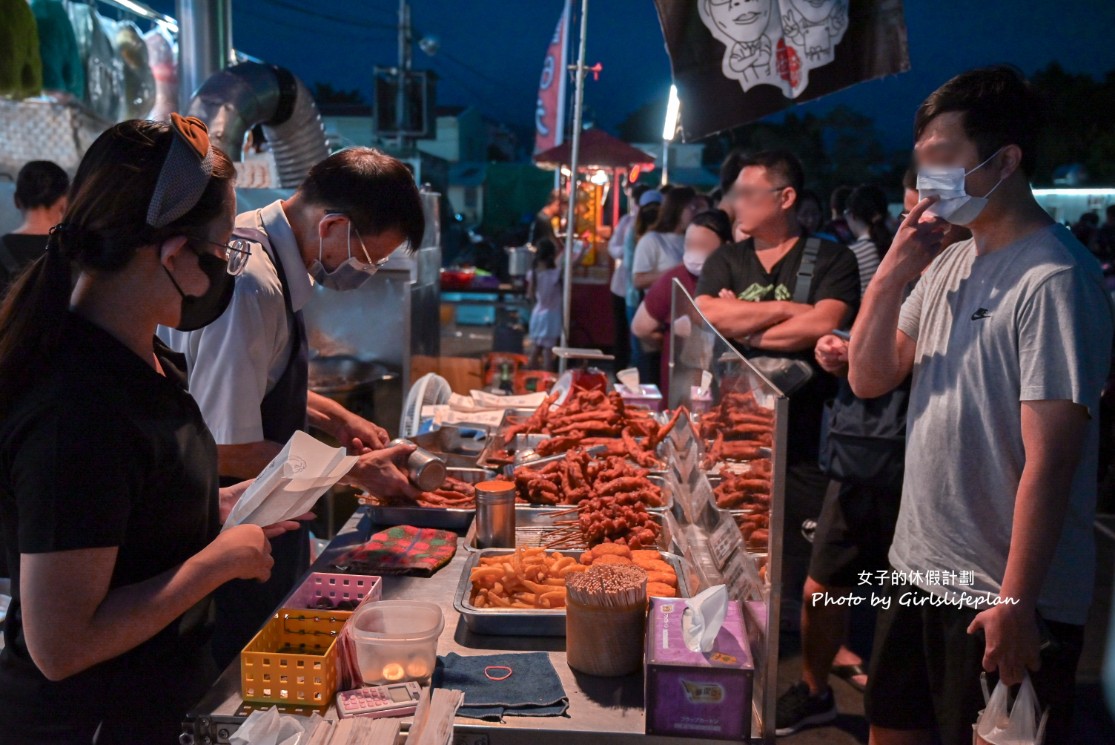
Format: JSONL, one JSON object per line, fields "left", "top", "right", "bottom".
{"left": 253, "top": 200, "right": 314, "bottom": 313}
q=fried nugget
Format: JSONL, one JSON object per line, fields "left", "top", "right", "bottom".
{"left": 645, "top": 570, "right": 678, "bottom": 588}
{"left": 593, "top": 554, "right": 634, "bottom": 566}
{"left": 633, "top": 558, "right": 673, "bottom": 575}
{"left": 647, "top": 582, "right": 677, "bottom": 597}
{"left": 590, "top": 543, "right": 632, "bottom": 560}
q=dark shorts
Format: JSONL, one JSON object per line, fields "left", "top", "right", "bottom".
{"left": 808, "top": 481, "right": 901, "bottom": 588}
{"left": 864, "top": 581, "right": 1084, "bottom": 745}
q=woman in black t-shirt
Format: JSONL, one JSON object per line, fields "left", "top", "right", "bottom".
{"left": 0, "top": 119, "right": 298, "bottom": 743}
{"left": 0, "top": 160, "right": 69, "bottom": 298}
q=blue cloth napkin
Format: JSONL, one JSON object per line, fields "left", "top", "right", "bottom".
{"left": 434, "top": 652, "right": 569, "bottom": 721}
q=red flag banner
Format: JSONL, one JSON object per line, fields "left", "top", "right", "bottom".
{"left": 534, "top": 1, "right": 571, "bottom": 154}
{"left": 653, "top": 0, "right": 910, "bottom": 141}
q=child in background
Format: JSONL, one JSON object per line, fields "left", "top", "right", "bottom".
{"left": 527, "top": 237, "right": 562, "bottom": 371}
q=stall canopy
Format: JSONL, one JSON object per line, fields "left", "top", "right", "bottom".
{"left": 533, "top": 128, "right": 656, "bottom": 171}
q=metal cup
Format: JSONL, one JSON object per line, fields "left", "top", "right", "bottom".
{"left": 474, "top": 479, "right": 517, "bottom": 548}
{"left": 389, "top": 438, "right": 447, "bottom": 492}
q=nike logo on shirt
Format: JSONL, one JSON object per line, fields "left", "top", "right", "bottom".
{"left": 971, "top": 308, "right": 991, "bottom": 321}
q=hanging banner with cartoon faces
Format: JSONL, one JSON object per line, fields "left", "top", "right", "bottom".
{"left": 654, "top": 0, "right": 910, "bottom": 140}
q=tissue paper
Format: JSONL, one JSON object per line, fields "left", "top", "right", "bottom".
{"left": 682, "top": 585, "right": 730, "bottom": 653}
{"left": 230, "top": 707, "right": 325, "bottom": 745}
{"left": 617, "top": 367, "right": 642, "bottom": 395}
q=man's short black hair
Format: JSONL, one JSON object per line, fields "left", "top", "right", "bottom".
{"left": 719, "top": 149, "right": 749, "bottom": 194}
{"left": 829, "top": 185, "right": 853, "bottom": 214}
{"left": 14, "top": 160, "right": 69, "bottom": 211}
{"left": 902, "top": 164, "right": 918, "bottom": 192}
{"left": 914, "top": 65, "right": 1043, "bottom": 178}
{"left": 739, "top": 150, "right": 806, "bottom": 202}
{"left": 299, "top": 147, "right": 425, "bottom": 252}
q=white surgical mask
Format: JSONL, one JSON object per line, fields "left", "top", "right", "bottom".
{"left": 916, "top": 147, "right": 1006, "bottom": 226}
{"left": 309, "top": 213, "right": 379, "bottom": 291}
{"left": 682, "top": 248, "right": 707, "bottom": 276}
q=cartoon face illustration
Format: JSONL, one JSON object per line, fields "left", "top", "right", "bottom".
{"left": 697, "top": 0, "right": 849, "bottom": 99}
{"left": 788, "top": 0, "right": 839, "bottom": 25}
{"left": 701, "top": 0, "right": 774, "bottom": 45}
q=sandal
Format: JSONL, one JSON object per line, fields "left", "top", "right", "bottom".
{"left": 831, "top": 663, "right": 868, "bottom": 693}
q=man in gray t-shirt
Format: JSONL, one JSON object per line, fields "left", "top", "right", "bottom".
{"left": 894, "top": 224, "right": 1110, "bottom": 622}
{"left": 848, "top": 66, "right": 1114, "bottom": 745}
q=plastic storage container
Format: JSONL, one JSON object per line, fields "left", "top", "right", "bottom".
{"left": 349, "top": 600, "right": 444, "bottom": 685}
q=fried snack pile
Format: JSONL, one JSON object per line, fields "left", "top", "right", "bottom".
{"left": 713, "top": 460, "right": 773, "bottom": 510}
{"left": 577, "top": 544, "right": 678, "bottom": 598}
{"left": 575, "top": 495, "right": 661, "bottom": 549}
{"left": 468, "top": 547, "right": 588, "bottom": 609}
{"left": 504, "top": 388, "right": 681, "bottom": 468}
{"left": 733, "top": 511, "right": 770, "bottom": 549}
{"left": 362, "top": 475, "right": 478, "bottom": 509}
{"left": 700, "top": 390, "right": 774, "bottom": 465}
{"left": 513, "top": 450, "right": 664, "bottom": 507}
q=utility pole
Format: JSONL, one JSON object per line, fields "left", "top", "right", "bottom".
{"left": 396, "top": 0, "right": 412, "bottom": 152}
{"left": 558, "top": 0, "right": 590, "bottom": 371}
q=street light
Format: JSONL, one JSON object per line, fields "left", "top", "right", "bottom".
{"left": 662, "top": 84, "right": 679, "bottom": 185}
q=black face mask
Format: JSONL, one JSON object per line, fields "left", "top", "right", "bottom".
{"left": 164, "top": 250, "right": 235, "bottom": 331}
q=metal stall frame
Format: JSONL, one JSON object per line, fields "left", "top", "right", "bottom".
{"left": 668, "top": 280, "right": 787, "bottom": 745}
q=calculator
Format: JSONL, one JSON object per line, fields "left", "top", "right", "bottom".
{"left": 335, "top": 681, "right": 423, "bottom": 719}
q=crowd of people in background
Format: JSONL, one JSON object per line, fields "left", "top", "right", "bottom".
{"left": 605, "top": 65, "right": 1115, "bottom": 744}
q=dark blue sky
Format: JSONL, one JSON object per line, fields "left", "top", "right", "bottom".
{"left": 148, "top": 1, "right": 1115, "bottom": 152}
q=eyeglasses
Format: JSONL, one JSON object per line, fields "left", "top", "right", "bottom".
{"left": 349, "top": 223, "right": 392, "bottom": 272}
{"left": 197, "top": 238, "right": 252, "bottom": 276}
{"left": 733, "top": 185, "right": 790, "bottom": 203}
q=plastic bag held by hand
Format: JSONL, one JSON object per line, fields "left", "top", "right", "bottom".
{"left": 973, "top": 672, "right": 1049, "bottom": 745}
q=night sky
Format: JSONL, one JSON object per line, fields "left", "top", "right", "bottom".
{"left": 146, "top": 0, "right": 1115, "bottom": 152}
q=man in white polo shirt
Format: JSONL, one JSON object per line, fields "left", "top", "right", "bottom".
{"left": 162, "top": 147, "right": 427, "bottom": 665}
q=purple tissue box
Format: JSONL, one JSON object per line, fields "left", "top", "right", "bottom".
{"left": 644, "top": 596, "right": 753, "bottom": 740}
{"left": 614, "top": 383, "right": 664, "bottom": 412}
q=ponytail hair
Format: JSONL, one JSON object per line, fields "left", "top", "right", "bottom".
{"left": 846, "top": 184, "right": 893, "bottom": 257}
{"left": 0, "top": 119, "right": 234, "bottom": 416}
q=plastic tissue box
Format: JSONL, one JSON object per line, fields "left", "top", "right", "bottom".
{"left": 644, "top": 596, "right": 753, "bottom": 740}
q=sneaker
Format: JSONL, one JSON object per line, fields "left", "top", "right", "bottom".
{"left": 775, "top": 681, "right": 837, "bottom": 736}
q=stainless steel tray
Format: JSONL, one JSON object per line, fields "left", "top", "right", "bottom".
{"left": 408, "top": 426, "right": 489, "bottom": 468}
{"left": 361, "top": 467, "right": 494, "bottom": 531}
{"left": 453, "top": 548, "right": 690, "bottom": 637}
{"left": 462, "top": 505, "right": 676, "bottom": 553}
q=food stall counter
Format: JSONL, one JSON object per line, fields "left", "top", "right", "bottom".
{"left": 182, "top": 508, "right": 717, "bottom": 745}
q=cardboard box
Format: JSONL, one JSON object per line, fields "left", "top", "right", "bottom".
{"left": 644, "top": 596, "right": 753, "bottom": 740}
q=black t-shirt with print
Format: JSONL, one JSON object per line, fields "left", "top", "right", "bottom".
{"left": 696, "top": 235, "right": 860, "bottom": 461}
{"left": 0, "top": 312, "right": 221, "bottom": 739}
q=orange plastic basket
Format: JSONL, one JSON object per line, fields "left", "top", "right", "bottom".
{"left": 240, "top": 611, "right": 347, "bottom": 707}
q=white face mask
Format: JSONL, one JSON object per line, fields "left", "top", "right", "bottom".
{"left": 309, "top": 213, "right": 379, "bottom": 291}
{"left": 682, "top": 247, "right": 707, "bottom": 276}
{"left": 916, "top": 147, "right": 1006, "bottom": 226}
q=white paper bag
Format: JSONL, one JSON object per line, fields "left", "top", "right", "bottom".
{"left": 223, "top": 431, "right": 357, "bottom": 530}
